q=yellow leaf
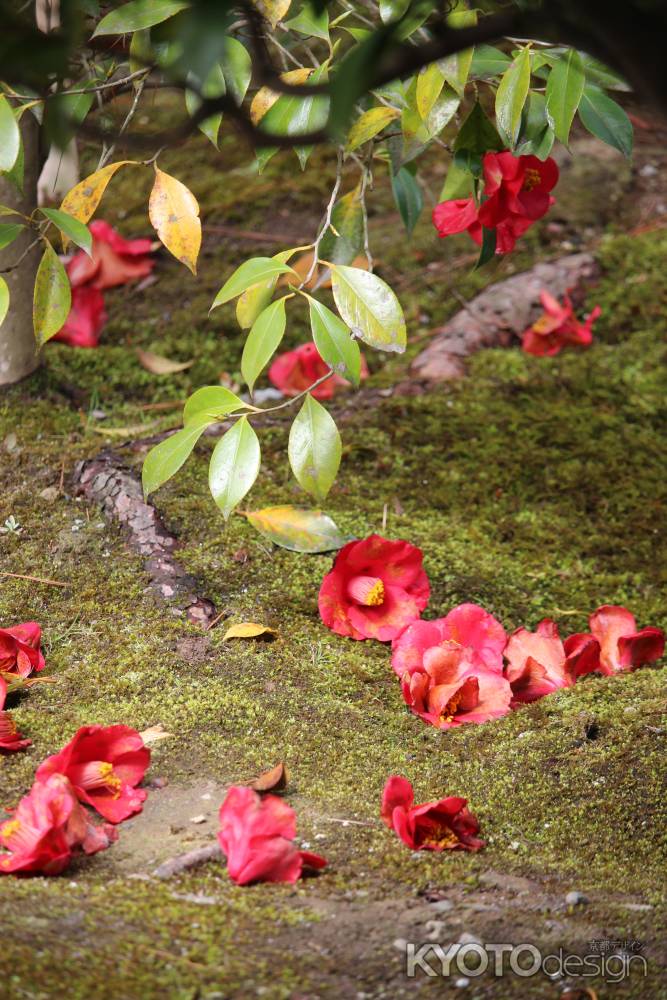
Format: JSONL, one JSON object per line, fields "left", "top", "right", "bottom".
{"left": 250, "top": 67, "right": 312, "bottom": 125}
{"left": 345, "top": 106, "right": 401, "bottom": 153}
{"left": 136, "top": 348, "right": 194, "bottom": 374}
{"left": 59, "top": 161, "right": 138, "bottom": 245}
{"left": 148, "top": 167, "right": 201, "bottom": 275}
{"left": 252, "top": 0, "right": 292, "bottom": 28}
{"left": 138, "top": 724, "right": 173, "bottom": 746}
{"left": 221, "top": 622, "right": 278, "bottom": 641}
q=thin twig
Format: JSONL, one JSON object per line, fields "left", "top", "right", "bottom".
{"left": 99, "top": 76, "right": 146, "bottom": 170}
{"left": 300, "top": 147, "right": 344, "bottom": 289}
{"left": 153, "top": 843, "right": 223, "bottom": 879}
{"left": 1, "top": 572, "right": 68, "bottom": 588}
{"left": 0, "top": 236, "right": 41, "bottom": 275}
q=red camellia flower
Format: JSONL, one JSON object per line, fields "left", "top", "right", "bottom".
{"left": 0, "top": 774, "right": 117, "bottom": 876}
{"left": 217, "top": 785, "right": 327, "bottom": 885}
{"left": 432, "top": 152, "right": 559, "bottom": 254}
{"left": 0, "top": 622, "right": 45, "bottom": 680}
{"left": 503, "top": 620, "right": 600, "bottom": 705}
{"left": 392, "top": 603, "right": 507, "bottom": 678}
{"left": 67, "top": 220, "right": 154, "bottom": 291}
{"left": 52, "top": 285, "right": 108, "bottom": 348}
{"left": 36, "top": 725, "right": 150, "bottom": 823}
{"left": 522, "top": 291, "right": 601, "bottom": 357}
{"left": 572, "top": 605, "right": 665, "bottom": 676}
{"left": 318, "top": 535, "right": 430, "bottom": 641}
{"left": 381, "top": 775, "right": 484, "bottom": 852}
{"left": 0, "top": 678, "right": 31, "bottom": 754}
{"left": 269, "top": 342, "right": 369, "bottom": 400}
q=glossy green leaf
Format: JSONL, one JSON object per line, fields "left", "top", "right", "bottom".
{"left": 93, "top": 0, "right": 189, "bottom": 35}
{"left": 208, "top": 416, "right": 261, "bottom": 520}
{"left": 222, "top": 37, "right": 252, "bottom": 105}
{"left": 241, "top": 298, "right": 287, "bottom": 394}
{"left": 211, "top": 257, "right": 297, "bottom": 310}
{"left": 288, "top": 394, "right": 341, "bottom": 501}
{"left": 306, "top": 294, "right": 361, "bottom": 386}
{"left": 33, "top": 242, "right": 71, "bottom": 346}
{"left": 0, "top": 223, "right": 24, "bottom": 250}
{"left": 236, "top": 249, "right": 295, "bottom": 329}
{"left": 495, "top": 46, "right": 531, "bottom": 148}
{"left": 379, "top": 0, "right": 409, "bottom": 22}
{"left": 516, "top": 91, "right": 555, "bottom": 160}
{"left": 454, "top": 100, "right": 503, "bottom": 155}
{"left": 475, "top": 226, "right": 497, "bottom": 269}
{"left": 142, "top": 416, "right": 210, "bottom": 497}
{"left": 185, "top": 64, "right": 225, "bottom": 147}
{"left": 440, "top": 8, "right": 476, "bottom": 97}
{"left": 469, "top": 45, "right": 511, "bottom": 78}
{"left": 545, "top": 49, "right": 584, "bottom": 146}
{"left": 440, "top": 158, "right": 475, "bottom": 200}
{"left": 416, "top": 63, "right": 445, "bottom": 120}
{"left": 330, "top": 265, "right": 406, "bottom": 353}
{"left": 578, "top": 85, "right": 633, "bottom": 158}
{"left": 40, "top": 208, "right": 92, "bottom": 256}
{"left": 245, "top": 505, "right": 349, "bottom": 553}
{"left": 0, "top": 276, "right": 8, "bottom": 327}
{"left": 285, "top": 1, "right": 329, "bottom": 42}
{"left": 318, "top": 184, "right": 364, "bottom": 266}
{"left": 391, "top": 166, "right": 423, "bottom": 236}
{"left": 328, "top": 26, "right": 395, "bottom": 139}
{"left": 345, "top": 106, "right": 400, "bottom": 153}
{"left": 260, "top": 63, "right": 329, "bottom": 145}
{"left": 0, "top": 96, "right": 20, "bottom": 173}
{"left": 183, "top": 386, "right": 246, "bottom": 425}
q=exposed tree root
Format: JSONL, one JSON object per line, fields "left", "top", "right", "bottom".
{"left": 153, "top": 842, "right": 222, "bottom": 879}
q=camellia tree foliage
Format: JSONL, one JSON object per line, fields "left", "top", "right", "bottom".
{"left": 0, "top": 0, "right": 660, "bottom": 528}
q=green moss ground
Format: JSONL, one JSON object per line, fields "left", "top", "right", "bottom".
{"left": 0, "top": 116, "right": 665, "bottom": 998}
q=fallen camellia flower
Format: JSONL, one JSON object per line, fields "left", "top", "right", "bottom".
{"left": 67, "top": 220, "right": 154, "bottom": 291}
{"left": 217, "top": 785, "right": 326, "bottom": 885}
{"left": 35, "top": 724, "right": 151, "bottom": 823}
{"left": 0, "top": 677, "right": 31, "bottom": 754}
{"left": 318, "top": 534, "right": 429, "bottom": 641}
{"left": 0, "top": 774, "right": 117, "bottom": 875}
{"left": 568, "top": 605, "right": 665, "bottom": 676}
{"left": 52, "top": 284, "right": 107, "bottom": 348}
{"left": 522, "top": 291, "right": 601, "bottom": 357}
{"left": 433, "top": 152, "right": 559, "bottom": 254}
{"left": 0, "top": 621, "right": 45, "bottom": 680}
{"left": 392, "top": 603, "right": 507, "bottom": 678}
{"left": 269, "top": 342, "right": 368, "bottom": 401}
{"left": 381, "top": 775, "right": 484, "bottom": 852}
{"left": 504, "top": 620, "right": 600, "bottom": 705}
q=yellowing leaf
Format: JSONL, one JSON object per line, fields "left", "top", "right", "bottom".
{"left": 245, "top": 505, "right": 349, "bottom": 553}
{"left": 138, "top": 724, "right": 173, "bottom": 746}
{"left": 345, "top": 106, "right": 400, "bottom": 153}
{"left": 252, "top": 0, "right": 292, "bottom": 28}
{"left": 221, "top": 622, "right": 278, "bottom": 641}
{"left": 60, "top": 161, "right": 138, "bottom": 229}
{"left": 250, "top": 762, "right": 289, "bottom": 792}
{"left": 33, "top": 242, "right": 71, "bottom": 346}
{"left": 136, "top": 348, "right": 194, "bottom": 374}
{"left": 148, "top": 166, "right": 201, "bottom": 275}
{"left": 250, "top": 67, "right": 312, "bottom": 125}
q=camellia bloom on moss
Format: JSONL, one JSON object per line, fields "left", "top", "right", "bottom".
{"left": 36, "top": 725, "right": 150, "bottom": 823}
{"left": 392, "top": 603, "right": 507, "bottom": 679}
{"left": 432, "top": 152, "right": 559, "bottom": 254}
{"left": 318, "top": 535, "right": 429, "bottom": 641}
{"left": 67, "top": 220, "right": 154, "bottom": 291}
{"left": 522, "top": 291, "right": 601, "bottom": 357}
{"left": 503, "top": 620, "right": 600, "bottom": 705}
{"left": 53, "top": 285, "right": 108, "bottom": 348}
{"left": 0, "top": 621, "right": 45, "bottom": 680}
{"left": 0, "top": 774, "right": 117, "bottom": 876}
{"left": 580, "top": 605, "right": 665, "bottom": 675}
{"left": 269, "top": 342, "right": 368, "bottom": 400}
{"left": 381, "top": 776, "right": 484, "bottom": 852}
{"left": 0, "top": 678, "right": 31, "bottom": 754}
{"left": 218, "top": 785, "right": 327, "bottom": 885}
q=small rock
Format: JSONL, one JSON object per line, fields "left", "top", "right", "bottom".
{"left": 190, "top": 814, "right": 207, "bottom": 824}
{"left": 454, "top": 979, "right": 470, "bottom": 989}
{"left": 393, "top": 938, "right": 408, "bottom": 953}
{"left": 39, "top": 486, "right": 59, "bottom": 502}
{"left": 145, "top": 776, "right": 169, "bottom": 790}
{"left": 639, "top": 163, "right": 658, "bottom": 178}
{"left": 3, "top": 432, "right": 18, "bottom": 452}
{"left": 430, "top": 899, "right": 454, "bottom": 913}
{"left": 565, "top": 891, "right": 589, "bottom": 906}
{"left": 90, "top": 409, "right": 107, "bottom": 420}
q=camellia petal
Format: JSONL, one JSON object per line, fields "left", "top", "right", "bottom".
{"left": 381, "top": 776, "right": 484, "bottom": 852}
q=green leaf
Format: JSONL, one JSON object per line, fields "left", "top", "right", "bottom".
{"left": 183, "top": 386, "right": 246, "bottom": 425}
{"left": 222, "top": 37, "right": 252, "bottom": 106}
{"left": 391, "top": 165, "right": 423, "bottom": 236}
{"left": 185, "top": 64, "right": 225, "bottom": 147}
{"left": 469, "top": 45, "right": 511, "bottom": 79}
{"left": 379, "top": 0, "right": 409, "bottom": 22}
{"left": 475, "top": 226, "right": 497, "bottom": 268}
{"left": 578, "top": 85, "right": 633, "bottom": 158}
{"left": 306, "top": 294, "right": 361, "bottom": 386}
{"left": 328, "top": 25, "right": 395, "bottom": 139}
{"left": 211, "top": 257, "right": 297, "bottom": 311}
{"left": 245, "top": 505, "right": 349, "bottom": 553}
{"left": 40, "top": 208, "right": 92, "bottom": 256}
{"left": 33, "top": 242, "right": 71, "bottom": 346}
{"left": 285, "top": 1, "right": 329, "bottom": 43}
{"left": 416, "top": 63, "right": 445, "bottom": 120}
{"left": 440, "top": 158, "right": 475, "bottom": 200}
{"left": 318, "top": 184, "right": 364, "bottom": 266}
{"left": 345, "top": 106, "right": 400, "bottom": 153}
{"left": 142, "top": 417, "right": 210, "bottom": 497}
{"left": 208, "top": 416, "right": 261, "bottom": 520}
{"left": 288, "top": 394, "right": 341, "bottom": 501}
{"left": 93, "top": 0, "right": 190, "bottom": 35}
{"left": 441, "top": 8, "right": 477, "bottom": 97}
{"left": 0, "top": 223, "right": 24, "bottom": 250}
{"left": 241, "top": 298, "right": 287, "bottom": 394}
{"left": 578, "top": 53, "right": 629, "bottom": 92}
{"left": 259, "top": 63, "right": 329, "bottom": 147}
{"left": 545, "top": 49, "right": 585, "bottom": 146}
{"left": 330, "top": 265, "right": 406, "bottom": 353}
{"left": 0, "top": 96, "right": 20, "bottom": 173}
{"left": 495, "top": 46, "right": 531, "bottom": 148}
{"left": 0, "top": 276, "right": 9, "bottom": 327}
{"left": 454, "top": 100, "right": 503, "bottom": 155}
{"left": 516, "top": 91, "right": 555, "bottom": 160}
{"left": 5, "top": 135, "right": 24, "bottom": 193}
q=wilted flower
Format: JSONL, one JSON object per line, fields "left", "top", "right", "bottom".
{"left": 0, "top": 677, "right": 31, "bottom": 754}
{"left": 67, "top": 220, "right": 154, "bottom": 291}
{"left": 318, "top": 535, "right": 429, "bottom": 641}
{"left": 0, "top": 622, "right": 45, "bottom": 680}
{"left": 269, "top": 342, "right": 368, "bottom": 400}
{"left": 583, "top": 605, "right": 665, "bottom": 675}
{"left": 392, "top": 603, "right": 507, "bottom": 678}
{"left": 217, "top": 785, "right": 327, "bottom": 885}
{"left": 503, "top": 620, "right": 599, "bottom": 705}
{"left": 0, "top": 774, "right": 117, "bottom": 876}
{"left": 522, "top": 291, "right": 601, "bottom": 356}
{"left": 381, "top": 775, "right": 484, "bottom": 852}
{"left": 36, "top": 724, "right": 150, "bottom": 823}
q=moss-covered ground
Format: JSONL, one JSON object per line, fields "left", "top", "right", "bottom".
{"left": 0, "top": 106, "right": 666, "bottom": 998}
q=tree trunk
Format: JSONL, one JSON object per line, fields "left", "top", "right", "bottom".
{"left": 0, "top": 115, "right": 41, "bottom": 387}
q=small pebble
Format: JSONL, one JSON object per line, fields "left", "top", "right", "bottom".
{"left": 430, "top": 899, "right": 454, "bottom": 913}
{"left": 39, "top": 486, "right": 59, "bottom": 502}
{"left": 455, "top": 978, "right": 470, "bottom": 988}
{"left": 190, "top": 814, "right": 207, "bottom": 824}
{"left": 565, "top": 891, "right": 589, "bottom": 906}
